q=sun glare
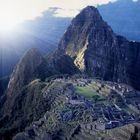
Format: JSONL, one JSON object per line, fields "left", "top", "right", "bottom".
{"left": 0, "top": 6, "right": 20, "bottom": 32}
{"left": 0, "top": 21, "right": 18, "bottom": 32}
{"left": 0, "top": 0, "right": 116, "bottom": 33}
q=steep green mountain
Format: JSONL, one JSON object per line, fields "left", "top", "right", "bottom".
{"left": 6, "top": 48, "right": 52, "bottom": 96}
{"left": 0, "top": 80, "right": 49, "bottom": 139}
{"left": 0, "top": 47, "right": 78, "bottom": 139}
{"left": 0, "top": 48, "right": 52, "bottom": 139}
{"left": 58, "top": 6, "right": 140, "bottom": 90}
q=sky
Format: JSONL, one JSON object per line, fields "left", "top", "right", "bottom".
{"left": 0, "top": 0, "right": 116, "bottom": 24}
{"left": 0, "top": 0, "right": 138, "bottom": 31}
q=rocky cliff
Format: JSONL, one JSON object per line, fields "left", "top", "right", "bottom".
{"left": 58, "top": 6, "right": 140, "bottom": 90}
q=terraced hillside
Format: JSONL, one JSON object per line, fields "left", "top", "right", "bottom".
{"left": 13, "top": 77, "right": 140, "bottom": 140}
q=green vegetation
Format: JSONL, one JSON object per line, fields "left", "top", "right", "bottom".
{"left": 75, "top": 86, "right": 108, "bottom": 103}
{"left": 75, "top": 86, "right": 98, "bottom": 98}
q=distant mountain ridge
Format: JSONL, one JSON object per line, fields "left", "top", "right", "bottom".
{"left": 98, "top": 0, "right": 140, "bottom": 41}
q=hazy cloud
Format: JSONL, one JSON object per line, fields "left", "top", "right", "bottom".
{"left": 0, "top": 0, "right": 136, "bottom": 23}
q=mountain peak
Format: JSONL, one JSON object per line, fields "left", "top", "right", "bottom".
{"left": 81, "top": 6, "right": 99, "bottom": 14}
{"left": 21, "top": 48, "right": 42, "bottom": 62}
{"left": 26, "top": 47, "right": 40, "bottom": 54}
{"left": 58, "top": 6, "right": 112, "bottom": 57}
{"left": 75, "top": 6, "right": 102, "bottom": 23}
{"left": 7, "top": 48, "right": 47, "bottom": 96}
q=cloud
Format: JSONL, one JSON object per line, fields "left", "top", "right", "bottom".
{"left": 0, "top": 0, "right": 116, "bottom": 24}
{"left": 43, "top": 0, "right": 117, "bottom": 17}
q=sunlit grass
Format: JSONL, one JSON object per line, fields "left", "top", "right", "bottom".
{"left": 75, "top": 86, "right": 108, "bottom": 104}
{"left": 75, "top": 86, "right": 98, "bottom": 98}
